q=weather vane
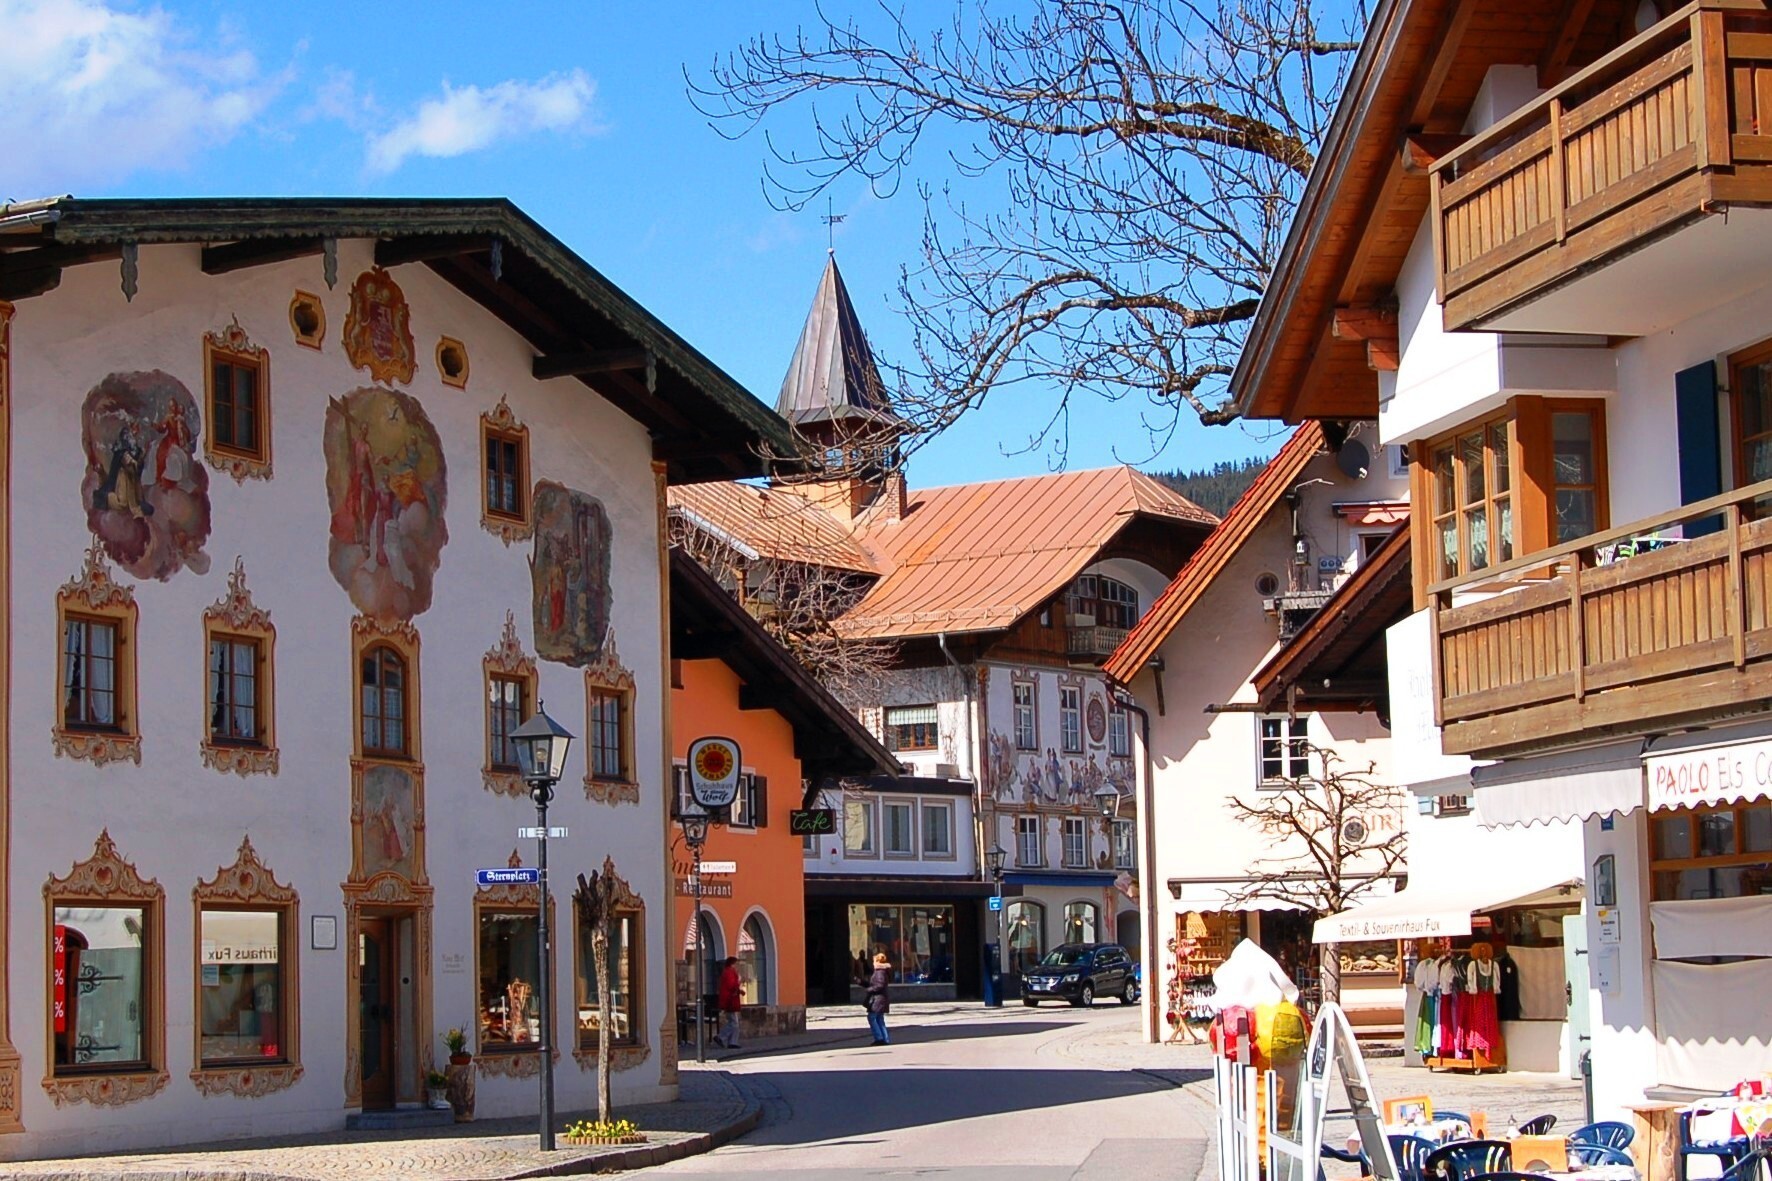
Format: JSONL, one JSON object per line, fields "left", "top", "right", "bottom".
{"left": 822, "top": 195, "right": 846, "bottom": 253}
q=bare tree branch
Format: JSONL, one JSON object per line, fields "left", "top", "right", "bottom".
{"left": 692, "top": 0, "right": 1364, "bottom": 456}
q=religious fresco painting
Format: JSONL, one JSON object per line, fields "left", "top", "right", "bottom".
{"left": 530, "top": 481, "right": 612, "bottom": 666}
{"left": 81, "top": 370, "right": 212, "bottom": 581}
{"left": 361, "top": 763, "right": 419, "bottom": 882}
{"left": 323, "top": 387, "right": 448, "bottom": 621}
{"left": 341, "top": 268, "right": 417, "bottom": 385}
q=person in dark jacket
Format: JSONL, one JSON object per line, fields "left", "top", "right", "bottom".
{"left": 715, "top": 956, "right": 743, "bottom": 1049}
{"left": 865, "top": 952, "right": 892, "bottom": 1045}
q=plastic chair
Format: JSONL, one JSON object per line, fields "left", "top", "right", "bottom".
{"left": 1719, "top": 1148, "right": 1770, "bottom": 1181}
{"left": 1678, "top": 1109, "right": 1750, "bottom": 1181}
{"left": 1389, "top": 1133, "right": 1440, "bottom": 1181}
{"left": 1319, "top": 1141, "right": 1365, "bottom": 1181}
{"left": 1437, "top": 1110, "right": 1472, "bottom": 1125}
{"left": 1465, "top": 1173, "right": 1548, "bottom": 1181}
{"left": 1571, "top": 1121, "right": 1636, "bottom": 1150}
{"left": 1570, "top": 1143, "right": 1635, "bottom": 1167}
{"left": 1425, "top": 1140, "right": 1513, "bottom": 1181}
{"left": 1518, "top": 1114, "right": 1558, "bottom": 1136}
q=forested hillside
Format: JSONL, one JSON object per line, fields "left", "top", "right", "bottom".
{"left": 1148, "top": 456, "right": 1268, "bottom": 519}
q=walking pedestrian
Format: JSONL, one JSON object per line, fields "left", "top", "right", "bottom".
{"left": 715, "top": 956, "right": 743, "bottom": 1050}
{"left": 865, "top": 952, "right": 892, "bottom": 1046}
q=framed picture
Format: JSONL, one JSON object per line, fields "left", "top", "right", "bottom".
{"left": 1592, "top": 854, "right": 1617, "bottom": 907}
{"left": 1384, "top": 1096, "right": 1434, "bottom": 1126}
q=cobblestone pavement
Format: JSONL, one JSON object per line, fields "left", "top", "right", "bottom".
{"left": 0, "top": 1070, "right": 756, "bottom": 1181}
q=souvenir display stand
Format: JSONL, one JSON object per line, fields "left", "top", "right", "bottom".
{"left": 1412, "top": 939, "right": 1507, "bottom": 1073}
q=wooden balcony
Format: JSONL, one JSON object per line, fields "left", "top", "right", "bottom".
{"left": 1431, "top": 0, "right": 1772, "bottom": 334}
{"left": 1431, "top": 482, "right": 1772, "bottom": 757}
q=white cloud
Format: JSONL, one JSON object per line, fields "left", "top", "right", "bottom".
{"left": 365, "top": 70, "right": 601, "bottom": 175}
{"left": 0, "top": 0, "right": 278, "bottom": 195}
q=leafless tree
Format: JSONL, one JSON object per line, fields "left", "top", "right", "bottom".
{"left": 668, "top": 518, "right": 898, "bottom": 711}
{"left": 1226, "top": 744, "right": 1406, "bottom": 1005}
{"left": 574, "top": 860, "right": 624, "bottom": 1123}
{"left": 693, "top": 0, "right": 1365, "bottom": 459}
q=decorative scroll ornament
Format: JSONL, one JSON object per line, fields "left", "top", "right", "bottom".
{"left": 586, "top": 779, "right": 640, "bottom": 807}
{"left": 341, "top": 268, "right": 416, "bottom": 385}
{"left": 60, "top": 537, "right": 134, "bottom": 614}
{"left": 574, "top": 1043, "right": 650, "bottom": 1073}
{"left": 201, "top": 559, "right": 279, "bottom": 776}
{"left": 46, "top": 830, "right": 160, "bottom": 902}
{"left": 53, "top": 730, "right": 141, "bottom": 768}
{"left": 484, "top": 612, "right": 536, "bottom": 798}
{"left": 194, "top": 836, "right": 296, "bottom": 906}
{"left": 44, "top": 1071, "right": 169, "bottom": 1108}
{"left": 475, "top": 1047, "right": 558, "bottom": 1078}
{"left": 479, "top": 397, "right": 533, "bottom": 546}
{"left": 351, "top": 612, "right": 420, "bottom": 650}
{"left": 203, "top": 319, "right": 273, "bottom": 482}
{"left": 657, "top": 1016, "right": 679, "bottom": 1087}
{"left": 583, "top": 628, "right": 635, "bottom": 693}
{"left": 191, "top": 1063, "right": 302, "bottom": 1098}
{"left": 207, "top": 557, "right": 272, "bottom": 633}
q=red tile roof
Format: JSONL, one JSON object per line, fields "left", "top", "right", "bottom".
{"left": 836, "top": 466, "right": 1215, "bottom": 640}
{"left": 668, "top": 481, "right": 879, "bottom": 574}
{"left": 1103, "top": 422, "right": 1327, "bottom": 681}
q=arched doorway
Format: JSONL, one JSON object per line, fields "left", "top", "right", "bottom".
{"left": 1062, "top": 900, "right": 1100, "bottom": 944}
{"left": 739, "top": 911, "right": 774, "bottom": 1005}
{"left": 684, "top": 908, "right": 725, "bottom": 1002}
{"left": 1004, "top": 899, "right": 1045, "bottom": 976}
{"left": 1116, "top": 910, "right": 1141, "bottom": 958}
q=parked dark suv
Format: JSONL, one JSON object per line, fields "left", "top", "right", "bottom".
{"left": 1021, "top": 942, "right": 1138, "bottom": 1008}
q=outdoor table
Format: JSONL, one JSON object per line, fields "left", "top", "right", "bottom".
{"left": 1623, "top": 1101, "right": 1682, "bottom": 1181}
{"left": 1346, "top": 1119, "right": 1473, "bottom": 1154}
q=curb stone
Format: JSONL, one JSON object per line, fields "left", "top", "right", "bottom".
{"left": 507, "top": 1101, "right": 763, "bottom": 1178}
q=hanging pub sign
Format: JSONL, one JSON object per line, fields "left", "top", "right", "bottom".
{"left": 789, "top": 808, "right": 836, "bottom": 835}
{"left": 688, "top": 736, "right": 743, "bottom": 810}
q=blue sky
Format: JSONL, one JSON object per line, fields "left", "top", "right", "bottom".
{"left": 2, "top": 0, "right": 1290, "bottom": 486}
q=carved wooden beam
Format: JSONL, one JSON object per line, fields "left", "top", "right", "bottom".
{"left": 201, "top": 236, "right": 326, "bottom": 275}
{"left": 374, "top": 235, "right": 498, "bottom": 269}
{"left": 1402, "top": 133, "right": 1469, "bottom": 175}
{"left": 532, "top": 348, "right": 652, "bottom": 382}
{"left": 1332, "top": 304, "right": 1401, "bottom": 372}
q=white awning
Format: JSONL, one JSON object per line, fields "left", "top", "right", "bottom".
{"left": 1169, "top": 881, "right": 1308, "bottom": 913}
{"left": 1312, "top": 866, "right": 1583, "bottom": 944}
{"left": 1644, "top": 719, "right": 1772, "bottom": 811}
{"left": 1470, "top": 740, "right": 1646, "bottom": 828}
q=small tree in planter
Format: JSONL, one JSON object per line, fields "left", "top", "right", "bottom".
{"left": 575, "top": 857, "right": 626, "bottom": 1123}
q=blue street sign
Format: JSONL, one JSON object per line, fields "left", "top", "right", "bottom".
{"left": 988, "top": 895, "right": 1003, "bottom": 912}
{"left": 476, "top": 867, "right": 541, "bottom": 886}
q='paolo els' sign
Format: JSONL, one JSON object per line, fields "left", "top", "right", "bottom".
{"left": 688, "top": 736, "right": 743, "bottom": 810}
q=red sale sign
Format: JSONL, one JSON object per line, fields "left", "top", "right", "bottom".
{"left": 52, "top": 925, "right": 66, "bottom": 1034}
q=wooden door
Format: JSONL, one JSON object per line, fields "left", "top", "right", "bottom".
{"left": 359, "top": 917, "right": 396, "bottom": 1109}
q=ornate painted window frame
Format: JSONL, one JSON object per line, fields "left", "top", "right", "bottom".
{"left": 479, "top": 397, "right": 533, "bottom": 546}
{"left": 482, "top": 611, "right": 537, "bottom": 799}
{"left": 53, "top": 540, "right": 141, "bottom": 767}
{"left": 352, "top": 617, "right": 422, "bottom": 764}
{"left": 201, "top": 558, "right": 278, "bottom": 777}
{"left": 42, "top": 831, "right": 168, "bottom": 1107}
{"left": 572, "top": 857, "right": 649, "bottom": 1073}
{"left": 436, "top": 337, "right": 469, "bottom": 389}
{"left": 202, "top": 320, "right": 272, "bottom": 482}
{"left": 473, "top": 852, "right": 557, "bottom": 1079}
{"left": 340, "top": 874, "right": 433, "bottom": 1109}
{"left": 584, "top": 633, "right": 638, "bottom": 806}
{"left": 288, "top": 291, "right": 325, "bottom": 351}
{"left": 190, "top": 837, "right": 302, "bottom": 1097}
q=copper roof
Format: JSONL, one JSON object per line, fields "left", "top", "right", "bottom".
{"left": 836, "top": 466, "right": 1216, "bottom": 640}
{"left": 668, "top": 481, "right": 879, "bottom": 574}
{"left": 1104, "top": 422, "right": 1326, "bottom": 681}
{"left": 775, "top": 254, "right": 896, "bottom": 427}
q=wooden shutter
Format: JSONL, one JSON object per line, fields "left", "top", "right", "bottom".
{"left": 1676, "top": 361, "right": 1722, "bottom": 537}
{"left": 753, "top": 775, "right": 768, "bottom": 827}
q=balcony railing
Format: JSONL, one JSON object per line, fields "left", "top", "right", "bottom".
{"left": 1430, "top": 0, "right": 1772, "bottom": 331}
{"left": 1067, "top": 625, "right": 1129, "bottom": 659}
{"left": 1430, "top": 479, "right": 1772, "bottom": 757}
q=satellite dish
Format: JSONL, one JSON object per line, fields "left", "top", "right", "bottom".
{"left": 1336, "top": 439, "right": 1371, "bottom": 480}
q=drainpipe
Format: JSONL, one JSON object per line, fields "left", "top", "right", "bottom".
{"left": 1113, "top": 685, "right": 1161, "bottom": 1045}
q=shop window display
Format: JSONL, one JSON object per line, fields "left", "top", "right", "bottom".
{"left": 198, "top": 909, "right": 283, "bottom": 1063}
{"left": 479, "top": 909, "right": 540, "bottom": 1050}
{"left": 847, "top": 904, "right": 955, "bottom": 984}
{"left": 53, "top": 905, "right": 149, "bottom": 1073}
{"left": 1004, "top": 899, "right": 1045, "bottom": 976}
{"left": 1651, "top": 801, "right": 1772, "bottom": 900}
{"left": 575, "top": 907, "right": 638, "bottom": 1048}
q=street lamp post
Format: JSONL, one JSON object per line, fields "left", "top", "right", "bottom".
{"left": 678, "top": 802, "right": 711, "bottom": 1065}
{"left": 511, "top": 706, "right": 574, "bottom": 1153}
{"left": 986, "top": 843, "right": 1007, "bottom": 1007}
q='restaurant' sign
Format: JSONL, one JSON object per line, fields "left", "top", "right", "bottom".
{"left": 688, "top": 736, "right": 742, "bottom": 809}
{"left": 1646, "top": 736, "right": 1772, "bottom": 811}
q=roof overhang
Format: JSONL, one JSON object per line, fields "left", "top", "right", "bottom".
{"left": 1, "top": 197, "right": 796, "bottom": 482}
{"left": 669, "top": 549, "right": 898, "bottom": 781}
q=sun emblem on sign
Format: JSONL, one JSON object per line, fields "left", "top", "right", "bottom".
{"left": 694, "top": 742, "right": 734, "bottom": 782}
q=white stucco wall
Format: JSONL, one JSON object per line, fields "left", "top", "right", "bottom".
{"left": 4, "top": 240, "right": 680, "bottom": 1156}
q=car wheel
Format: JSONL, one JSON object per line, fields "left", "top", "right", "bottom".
{"left": 1121, "top": 980, "right": 1139, "bottom": 1005}
{"left": 1023, "top": 997, "right": 1038, "bottom": 1007}
{"left": 1075, "top": 983, "right": 1094, "bottom": 1008}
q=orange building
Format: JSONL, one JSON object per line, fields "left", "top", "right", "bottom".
{"left": 668, "top": 552, "right": 895, "bottom": 1038}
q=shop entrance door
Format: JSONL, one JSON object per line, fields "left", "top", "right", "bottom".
{"left": 1563, "top": 914, "right": 1591, "bottom": 1081}
{"left": 360, "top": 916, "right": 397, "bottom": 1109}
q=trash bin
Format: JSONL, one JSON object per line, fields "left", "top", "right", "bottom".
{"left": 983, "top": 941, "right": 1002, "bottom": 1008}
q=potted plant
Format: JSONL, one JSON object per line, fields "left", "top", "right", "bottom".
{"left": 562, "top": 1118, "right": 646, "bottom": 1146}
{"left": 425, "top": 1069, "right": 450, "bottom": 1109}
{"left": 442, "top": 1026, "right": 471, "bottom": 1066}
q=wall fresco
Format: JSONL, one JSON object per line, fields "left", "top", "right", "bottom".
{"left": 362, "top": 763, "right": 418, "bottom": 881}
{"left": 324, "top": 387, "right": 448, "bottom": 620}
{"left": 81, "top": 370, "right": 212, "bottom": 580}
{"left": 987, "top": 729, "right": 1129, "bottom": 809}
{"left": 530, "top": 480, "right": 612, "bottom": 666}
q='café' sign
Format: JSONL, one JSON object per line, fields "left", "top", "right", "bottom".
{"left": 1646, "top": 737, "right": 1772, "bottom": 810}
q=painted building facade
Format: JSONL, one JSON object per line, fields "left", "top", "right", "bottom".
{"left": 0, "top": 198, "right": 793, "bottom": 1158}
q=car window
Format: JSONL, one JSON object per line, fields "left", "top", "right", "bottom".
{"left": 1039, "top": 947, "right": 1087, "bottom": 966}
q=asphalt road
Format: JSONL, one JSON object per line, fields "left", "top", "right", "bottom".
{"left": 638, "top": 1003, "right": 1214, "bottom": 1181}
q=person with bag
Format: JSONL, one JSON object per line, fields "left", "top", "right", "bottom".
{"left": 714, "top": 956, "right": 743, "bottom": 1050}
{"left": 865, "top": 952, "right": 892, "bottom": 1046}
